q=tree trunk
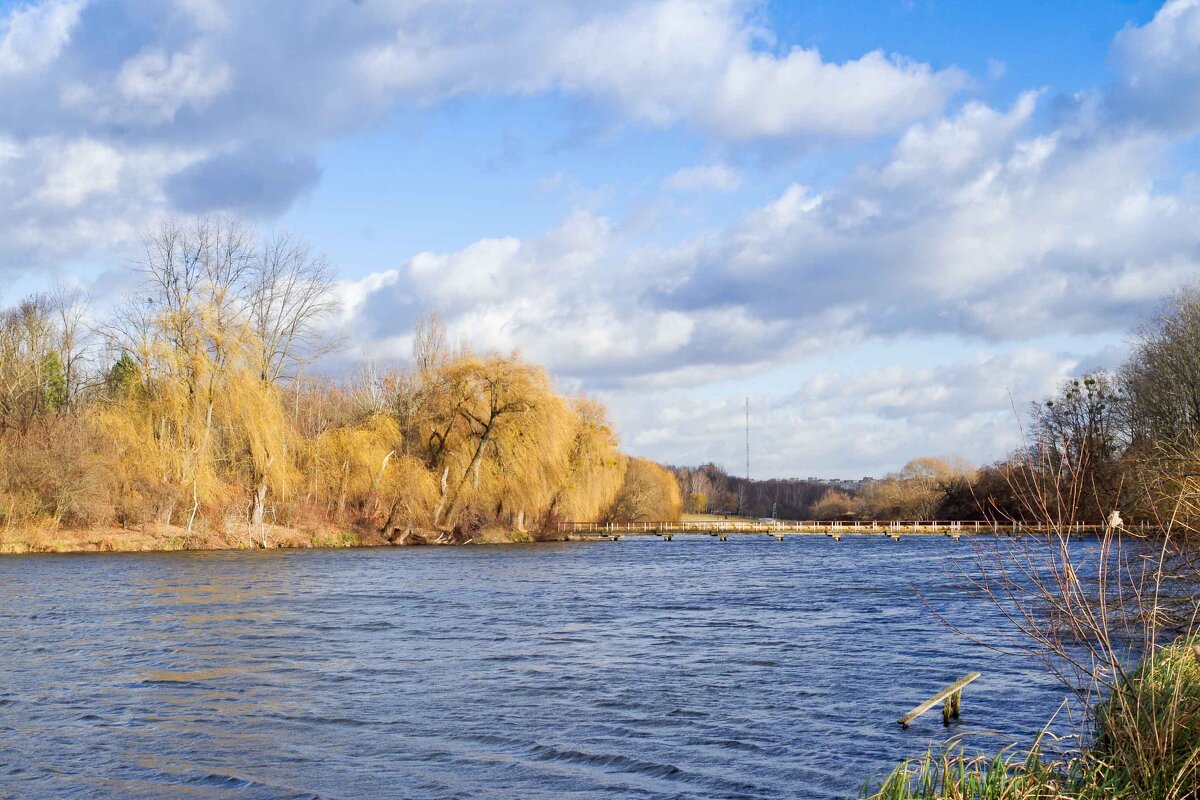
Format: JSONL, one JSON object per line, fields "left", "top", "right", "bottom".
{"left": 440, "top": 426, "right": 492, "bottom": 531}
{"left": 381, "top": 501, "right": 400, "bottom": 542}
{"left": 432, "top": 466, "right": 451, "bottom": 528}
{"left": 249, "top": 452, "right": 274, "bottom": 546}
{"left": 371, "top": 450, "right": 395, "bottom": 515}
{"left": 336, "top": 460, "right": 350, "bottom": 519}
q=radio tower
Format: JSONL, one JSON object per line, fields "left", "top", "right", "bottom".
{"left": 745, "top": 397, "right": 750, "bottom": 482}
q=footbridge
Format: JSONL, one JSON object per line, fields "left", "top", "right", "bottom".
{"left": 558, "top": 519, "right": 1118, "bottom": 541}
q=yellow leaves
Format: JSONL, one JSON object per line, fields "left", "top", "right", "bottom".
{"left": 551, "top": 398, "right": 626, "bottom": 521}
{"left": 606, "top": 457, "right": 682, "bottom": 523}
{"left": 219, "top": 367, "right": 294, "bottom": 498}
{"left": 378, "top": 453, "right": 438, "bottom": 519}
{"left": 8, "top": 300, "right": 654, "bottom": 538}
{"left": 309, "top": 414, "right": 399, "bottom": 504}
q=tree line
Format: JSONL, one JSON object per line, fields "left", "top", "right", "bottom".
{"left": 0, "top": 218, "right": 681, "bottom": 549}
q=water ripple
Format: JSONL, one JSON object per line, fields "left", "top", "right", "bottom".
{"left": 0, "top": 537, "right": 1077, "bottom": 798}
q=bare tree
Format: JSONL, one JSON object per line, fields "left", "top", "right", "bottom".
{"left": 246, "top": 232, "right": 340, "bottom": 384}
{"left": 412, "top": 310, "right": 447, "bottom": 375}
{"left": 45, "top": 285, "right": 91, "bottom": 407}
{"left": 1123, "top": 285, "right": 1200, "bottom": 444}
{"left": 0, "top": 296, "right": 58, "bottom": 432}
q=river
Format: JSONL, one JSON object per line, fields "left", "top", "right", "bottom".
{"left": 0, "top": 535, "right": 1076, "bottom": 799}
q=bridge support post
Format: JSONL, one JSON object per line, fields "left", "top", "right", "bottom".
{"left": 899, "top": 673, "right": 979, "bottom": 729}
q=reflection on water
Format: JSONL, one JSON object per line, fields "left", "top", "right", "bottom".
{"left": 0, "top": 538, "right": 1072, "bottom": 799}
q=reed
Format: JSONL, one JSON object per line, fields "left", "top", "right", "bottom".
{"left": 866, "top": 426, "right": 1200, "bottom": 800}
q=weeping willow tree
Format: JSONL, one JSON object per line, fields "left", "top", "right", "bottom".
{"left": 540, "top": 398, "right": 626, "bottom": 525}
{"left": 0, "top": 217, "right": 681, "bottom": 547}
{"left": 605, "top": 457, "right": 683, "bottom": 523}
{"left": 220, "top": 367, "right": 295, "bottom": 542}
{"left": 306, "top": 414, "right": 402, "bottom": 522}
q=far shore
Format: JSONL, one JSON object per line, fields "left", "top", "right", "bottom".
{"left": 0, "top": 522, "right": 571, "bottom": 556}
{"left": 0, "top": 520, "right": 1106, "bottom": 556}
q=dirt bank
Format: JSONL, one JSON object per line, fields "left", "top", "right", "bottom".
{"left": 0, "top": 522, "right": 565, "bottom": 554}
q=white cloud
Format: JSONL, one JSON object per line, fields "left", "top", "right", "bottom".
{"left": 30, "top": 138, "right": 123, "bottom": 209}
{"left": 0, "top": 135, "right": 200, "bottom": 275}
{"left": 702, "top": 47, "right": 964, "bottom": 140}
{"left": 113, "top": 45, "right": 232, "bottom": 123}
{"left": 356, "top": 0, "right": 965, "bottom": 141}
{"left": 1109, "top": 0, "right": 1200, "bottom": 133}
{"left": 0, "top": 0, "right": 81, "bottom": 79}
{"left": 665, "top": 163, "right": 741, "bottom": 192}
{"left": 607, "top": 347, "right": 1081, "bottom": 477}
{"left": 0, "top": 0, "right": 970, "bottom": 283}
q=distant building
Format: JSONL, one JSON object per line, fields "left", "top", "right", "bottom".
{"left": 803, "top": 476, "right": 874, "bottom": 493}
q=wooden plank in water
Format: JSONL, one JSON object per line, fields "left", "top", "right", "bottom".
{"left": 897, "top": 672, "right": 981, "bottom": 728}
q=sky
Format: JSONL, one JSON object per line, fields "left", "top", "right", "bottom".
{"left": 1, "top": 0, "right": 1198, "bottom": 479}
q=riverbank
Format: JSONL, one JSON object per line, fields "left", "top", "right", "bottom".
{"left": 862, "top": 636, "right": 1200, "bottom": 799}
{"left": 0, "top": 522, "right": 557, "bottom": 554}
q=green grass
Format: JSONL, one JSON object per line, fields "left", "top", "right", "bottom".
{"left": 1089, "top": 636, "right": 1200, "bottom": 799}
{"left": 863, "top": 638, "right": 1200, "bottom": 800}
{"left": 861, "top": 747, "right": 1088, "bottom": 800}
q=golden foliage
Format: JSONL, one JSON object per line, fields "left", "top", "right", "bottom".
{"left": 0, "top": 219, "right": 658, "bottom": 544}
{"left": 605, "top": 457, "right": 683, "bottom": 523}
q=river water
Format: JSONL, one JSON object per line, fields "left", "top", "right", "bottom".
{"left": 0, "top": 536, "right": 1076, "bottom": 799}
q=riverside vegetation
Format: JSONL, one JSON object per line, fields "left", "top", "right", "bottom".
{"left": 0, "top": 217, "right": 681, "bottom": 553}
{"left": 860, "top": 287, "right": 1200, "bottom": 799}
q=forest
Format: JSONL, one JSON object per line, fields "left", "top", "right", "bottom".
{"left": 0, "top": 218, "right": 681, "bottom": 552}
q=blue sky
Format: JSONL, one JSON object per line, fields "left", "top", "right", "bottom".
{"left": 1, "top": 0, "right": 1198, "bottom": 478}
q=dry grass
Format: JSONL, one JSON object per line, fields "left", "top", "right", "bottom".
{"left": 866, "top": 427, "right": 1200, "bottom": 800}
{"left": 864, "top": 637, "right": 1200, "bottom": 799}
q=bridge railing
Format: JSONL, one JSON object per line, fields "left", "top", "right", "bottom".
{"left": 559, "top": 519, "right": 1127, "bottom": 534}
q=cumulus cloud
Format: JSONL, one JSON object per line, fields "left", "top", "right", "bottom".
{"left": 0, "top": 0, "right": 967, "bottom": 284}
{"left": 653, "top": 92, "right": 1200, "bottom": 343}
{"left": 336, "top": 83, "right": 1200, "bottom": 387}
{"left": 1109, "top": 0, "right": 1200, "bottom": 134}
{"left": 0, "top": 0, "right": 81, "bottom": 79}
{"left": 111, "top": 44, "right": 232, "bottom": 123}
{"left": 0, "top": 134, "right": 197, "bottom": 274}
{"left": 606, "top": 348, "right": 1081, "bottom": 477}
{"left": 352, "top": 0, "right": 963, "bottom": 140}
{"left": 540, "top": 0, "right": 967, "bottom": 140}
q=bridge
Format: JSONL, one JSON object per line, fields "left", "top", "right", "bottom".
{"left": 558, "top": 519, "right": 1120, "bottom": 541}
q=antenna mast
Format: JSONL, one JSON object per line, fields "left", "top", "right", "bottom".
{"left": 745, "top": 397, "right": 750, "bottom": 482}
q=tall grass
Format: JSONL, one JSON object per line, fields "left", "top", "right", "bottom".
{"left": 1089, "top": 636, "right": 1200, "bottom": 798}
{"left": 862, "top": 746, "right": 1085, "bottom": 800}
{"left": 865, "top": 433, "right": 1200, "bottom": 800}
{"left": 863, "top": 635, "right": 1200, "bottom": 799}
